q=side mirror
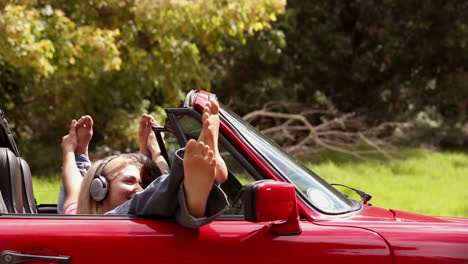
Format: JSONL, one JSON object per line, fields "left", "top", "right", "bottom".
{"left": 243, "top": 180, "right": 302, "bottom": 235}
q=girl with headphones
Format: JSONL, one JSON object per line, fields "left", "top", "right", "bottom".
{"left": 60, "top": 100, "right": 228, "bottom": 228}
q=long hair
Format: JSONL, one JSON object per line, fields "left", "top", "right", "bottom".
{"left": 77, "top": 153, "right": 161, "bottom": 214}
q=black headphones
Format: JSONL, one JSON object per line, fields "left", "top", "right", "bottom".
{"left": 90, "top": 155, "right": 118, "bottom": 202}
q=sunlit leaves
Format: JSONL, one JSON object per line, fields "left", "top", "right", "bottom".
{"left": 0, "top": 0, "right": 285, "bottom": 172}
{"left": 0, "top": 5, "right": 55, "bottom": 76}
{"left": 0, "top": 4, "right": 121, "bottom": 78}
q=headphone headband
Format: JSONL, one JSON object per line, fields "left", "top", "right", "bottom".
{"left": 94, "top": 155, "right": 118, "bottom": 180}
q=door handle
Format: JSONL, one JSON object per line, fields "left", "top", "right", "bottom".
{"left": 1, "top": 250, "right": 71, "bottom": 264}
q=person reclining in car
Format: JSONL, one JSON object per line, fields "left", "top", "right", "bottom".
{"left": 59, "top": 100, "right": 229, "bottom": 228}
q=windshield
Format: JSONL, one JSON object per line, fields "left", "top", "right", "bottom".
{"left": 220, "top": 105, "right": 357, "bottom": 214}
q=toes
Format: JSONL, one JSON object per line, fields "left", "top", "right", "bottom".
{"left": 195, "top": 141, "right": 205, "bottom": 155}
{"left": 139, "top": 115, "right": 152, "bottom": 134}
{"left": 145, "top": 115, "right": 153, "bottom": 128}
{"left": 149, "top": 115, "right": 160, "bottom": 127}
{"left": 139, "top": 117, "right": 145, "bottom": 129}
{"left": 210, "top": 100, "right": 219, "bottom": 114}
{"left": 84, "top": 115, "right": 93, "bottom": 128}
{"left": 76, "top": 117, "right": 84, "bottom": 128}
{"left": 203, "top": 103, "right": 211, "bottom": 116}
{"left": 139, "top": 115, "right": 148, "bottom": 126}
{"left": 206, "top": 149, "right": 215, "bottom": 162}
{"left": 77, "top": 115, "right": 93, "bottom": 129}
{"left": 202, "top": 111, "right": 209, "bottom": 123}
{"left": 185, "top": 139, "right": 198, "bottom": 155}
{"left": 206, "top": 100, "right": 219, "bottom": 115}
{"left": 210, "top": 158, "right": 217, "bottom": 167}
{"left": 69, "top": 119, "right": 77, "bottom": 134}
{"left": 202, "top": 144, "right": 210, "bottom": 156}
{"left": 202, "top": 100, "right": 219, "bottom": 124}
{"left": 203, "top": 118, "right": 211, "bottom": 130}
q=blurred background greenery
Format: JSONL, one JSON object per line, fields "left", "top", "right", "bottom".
{"left": 1, "top": 1, "right": 467, "bottom": 216}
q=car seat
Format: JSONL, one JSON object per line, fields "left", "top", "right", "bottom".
{"left": 0, "top": 189, "right": 7, "bottom": 213}
{"left": 0, "top": 147, "right": 23, "bottom": 213}
{"left": 1, "top": 109, "right": 38, "bottom": 214}
{"left": 18, "top": 158, "right": 37, "bottom": 213}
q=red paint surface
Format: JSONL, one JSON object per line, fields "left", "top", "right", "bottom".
{"left": 0, "top": 217, "right": 394, "bottom": 264}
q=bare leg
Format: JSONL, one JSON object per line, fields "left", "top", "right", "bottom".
{"left": 198, "top": 100, "right": 228, "bottom": 184}
{"left": 183, "top": 139, "right": 217, "bottom": 218}
{"left": 61, "top": 119, "right": 83, "bottom": 212}
{"left": 138, "top": 114, "right": 154, "bottom": 155}
{"left": 75, "top": 115, "right": 93, "bottom": 156}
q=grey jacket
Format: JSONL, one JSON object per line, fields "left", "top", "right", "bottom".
{"left": 104, "top": 150, "right": 229, "bottom": 229}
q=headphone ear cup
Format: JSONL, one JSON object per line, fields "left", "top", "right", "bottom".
{"left": 90, "top": 176, "right": 109, "bottom": 202}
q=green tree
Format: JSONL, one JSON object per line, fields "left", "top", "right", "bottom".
{"left": 0, "top": 0, "right": 285, "bottom": 173}
{"left": 218, "top": 0, "right": 468, "bottom": 126}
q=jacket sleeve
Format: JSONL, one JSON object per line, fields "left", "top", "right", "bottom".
{"left": 175, "top": 183, "right": 229, "bottom": 229}
{"left": 106, "top": 150, "right": 186, "bottom": 217}
{"left": 105, "top": 149, "right": 229, "bottom": 228}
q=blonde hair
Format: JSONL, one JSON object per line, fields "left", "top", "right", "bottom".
{"left": 77, "top": 153, "right": 146, "bottom": 214}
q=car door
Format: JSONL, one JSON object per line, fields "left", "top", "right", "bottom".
{"left": 0, "top": 216, "right": 392, "bottom": 264}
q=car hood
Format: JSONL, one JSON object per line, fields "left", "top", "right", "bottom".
{"left": 344, "top": 205, "right": 462, "bottom": 223}
{"left": 316, "top": 205, "right": 468, "bottom": 263}
{"left": 433, "top": 216, "right": 468, "bottom": 224}
{"left": 390, "top": 209, "right": 455, "bottom": 223}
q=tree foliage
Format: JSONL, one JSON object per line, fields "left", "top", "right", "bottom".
{"left": 218, "top": 0, "right": 468, "bottom": 126}
{"left": 0, "top": 0, "right": 285, "bottom": 172}
{"left": 2, "top": 0, "right": 467, "bottom": 172}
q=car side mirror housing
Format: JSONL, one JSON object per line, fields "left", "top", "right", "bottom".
{"left": 243, "top": 180, "right": 302, "bottom": 235}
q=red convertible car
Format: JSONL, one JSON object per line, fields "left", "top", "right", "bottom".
{"left": 0, "top": 90, "right": 467, "bottom": 264}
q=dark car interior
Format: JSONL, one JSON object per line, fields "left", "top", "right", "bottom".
{"left": 0, "top": 109, "right": 37, "bottom": 214}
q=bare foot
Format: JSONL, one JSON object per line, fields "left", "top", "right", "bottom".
{"left": 147, "top": 130, "right": 158, "bottom": 154}
{"left": 199, "top": 100, "right": 219, "bottom": 152}
{"left": 139, "top": 114, "right": 160, "bottom": 154}
{"left": 198, "top": 100, "right": 227, "bottom": 184}
{"left": 75, "top": 115, "right": 93, "bottom": 156}
{"left": 61, "top": 119, "right": 78, "bottom": 153}
{"left": 183, "top": 139, "right": 217, "bottom": 218}
{"left": 139, "top": 114, "right": 169, "bottom": 174}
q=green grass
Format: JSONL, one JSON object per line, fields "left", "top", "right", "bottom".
{"left": 32, "top": 148, "right": 468, "bottom": 218}
{"left": 302, "top": 148, "right": 468, "bottom": 218}
{"left": 32, "top": 173, "right": 61, "bottom": 205}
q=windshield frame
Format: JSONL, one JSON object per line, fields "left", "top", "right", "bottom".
{"left": 219, "top": 105, "right": 361, "bottom": 215}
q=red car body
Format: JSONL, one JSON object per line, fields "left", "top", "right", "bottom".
{"left": 0, "top": 90, "right": 467, "bottom": 264}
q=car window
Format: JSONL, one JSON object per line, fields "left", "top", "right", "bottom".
{"left": 220, "top": 105, "right": 358, "bottom": 214}
{"left": 165, "top": 114, "right": 258, "bottom": 216}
